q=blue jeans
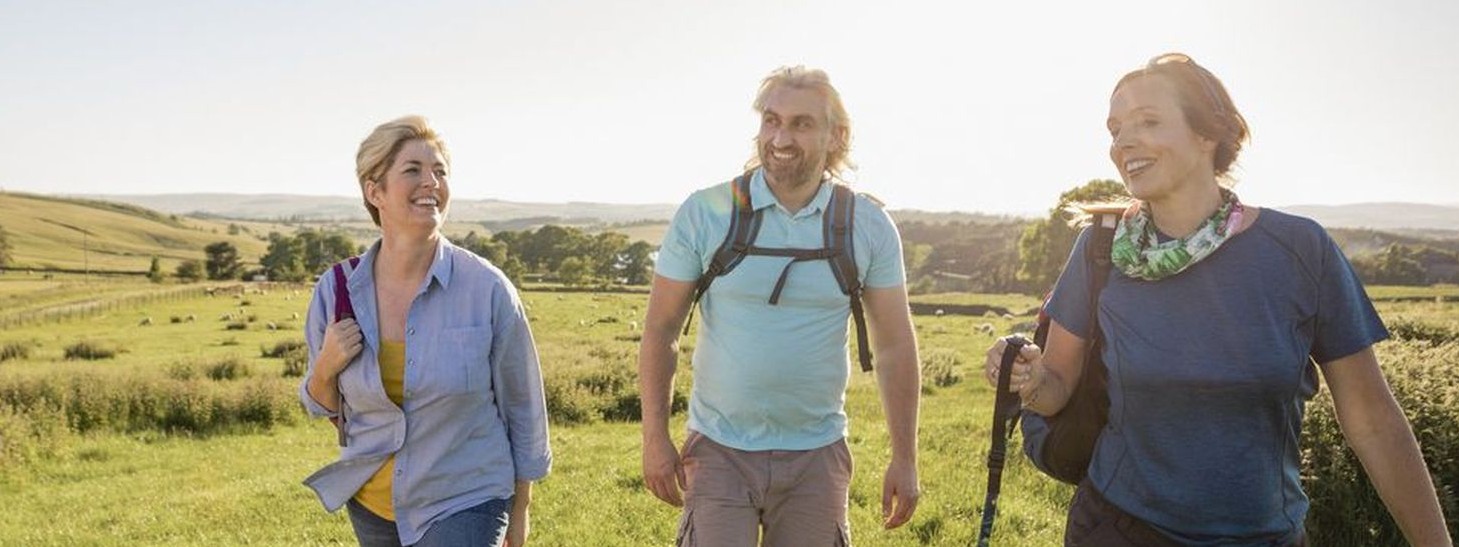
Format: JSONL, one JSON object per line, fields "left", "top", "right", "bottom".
{"left": 347, "top": 497, "right": 513, "bottom": 547}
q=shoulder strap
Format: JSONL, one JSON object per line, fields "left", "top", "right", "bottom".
{"left": 331, "top": 256, "right": 361, "bottom": 322}
{"left": 683, "top": 173, "right": 762, "bottom": 335}
{"left": 328, "top": 255, "right": 360, "bottom": 448}
{"left": 1083, "top": 212, "right": 1118, "bottom": 359}
{"left": 825, "top": 185, "right": 872, "bottom": 372}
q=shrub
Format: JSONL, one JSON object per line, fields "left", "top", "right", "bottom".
{"left": 261, "top": 339, "right": 307, "bottom": 358}
{"left": 281, "top": 346, "right": 308, "bottom": 378}
{"left": 1387, "top": 318, "right": 1459, "bottom": 347}
{"left": 0, "top": 374, "right": 300, "bottom": 439}
{"left": 205, "top": 357, "right": 252, "bottom": 381}
{"left": 921, "top": 348, "right": 963, "bottom": 388}
{"left": 1302, "top": 339, "right": 1459, "bottom": 544}
{"left": 225, "top": 322, "right": 248, "bottom": 331}
{"left": 64, "top": 341, "right": 118, "bottom": 360}
{"left": 1, "top": 342, "right": 32, "bottom": 363}
{"left": 166, "top": 362, "right": 198, "bottom": 381}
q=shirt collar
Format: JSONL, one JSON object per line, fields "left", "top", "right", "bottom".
{"left": 349, "top": 236, "right": 455, "bottom": 292}
{"left": 750, "top": 167, "right": 834, "bottom": 218}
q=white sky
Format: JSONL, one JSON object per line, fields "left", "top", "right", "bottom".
{"left": 2, "top": 0, "right": 1456, "bottom": 216}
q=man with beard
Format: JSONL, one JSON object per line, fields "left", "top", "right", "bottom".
{"left": 638, "top": 66, "right": 922, "bottom": 546}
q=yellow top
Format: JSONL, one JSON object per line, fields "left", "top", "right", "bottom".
{"left": 353, "top": 340, "right": 406, "bottom": 521}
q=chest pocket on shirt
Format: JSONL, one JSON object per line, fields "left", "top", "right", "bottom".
{"left": 426, "top": 326, "right": 492, "bottom": 397}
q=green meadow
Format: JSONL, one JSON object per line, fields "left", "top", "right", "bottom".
{"left": 0, "top": 279, "right": 1456, "bottom": 545}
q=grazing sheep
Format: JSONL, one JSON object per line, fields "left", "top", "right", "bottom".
{"left": 978, "top": 323, "right": 995, "bottom": 335}
{"left": 186, "top": 314, "right": 196, "bottom": 323}
{"left": 139, "top": 317, "right": 153, "bottom": 326}
{"left": 290, "top": 312, "right": 300, "bottom": 320}
{"left": 266, "top": 322, "right": 278, "bottom": 331}
{"left": 629, "top": 321, "right": 640, "bottom": 331}
{"left": 219, "top": 313, "right": 233, "bottom": 321}
{"left": 934, "top": 309, "right": 945, "bottom": 317}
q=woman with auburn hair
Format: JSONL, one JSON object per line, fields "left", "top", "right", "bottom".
{"left": 985, "top": 54, "right": 1451, "bottom": 546}
{"left": 299, "top": 115, "right": 551, "bottom": 547}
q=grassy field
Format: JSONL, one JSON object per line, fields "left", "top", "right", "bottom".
{"left": 0, "top": 284, "right": 1454, "bottom": 545}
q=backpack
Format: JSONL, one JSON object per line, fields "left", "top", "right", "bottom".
{"left": 328, "top": 256, "right": 361, "bottom": 447}
{"left": 683, "top": 171, "right": 873, "bottom": 372}
{"left": 1022, "top": 208, "right": 1120, "bottom": 484}
{"left": 976, "top": 209, "right": 1119, "bottom": 546}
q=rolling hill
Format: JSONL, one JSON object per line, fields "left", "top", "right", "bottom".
{"left": 0, "top": 192, "right": 285, "bottom": 274}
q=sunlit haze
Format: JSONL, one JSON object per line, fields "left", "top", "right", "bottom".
{"left": 2, "top": 0, "right": 1456, "bottom": 216}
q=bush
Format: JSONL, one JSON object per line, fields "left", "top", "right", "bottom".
{"left": 281, "top": 346, "right": 308, "bottom": 378}
{"left": 205, "top": 357, "right": 252, "bottom": 381}
{"left": 1302, "top": 339, "right": 1459, "bottom": 544}
{"left": 921, "top": 348, "right": 963, "bottom": 388}
{"left": 1387, "top": 318, "right": 1459, "bottom": 347}
{"left": 64, "top": 341, "right": 118, "bottom": 360}
{"left": 542, "top": 366, "right": 686, "bottom": 425}
{"left": 166, "top": 362, "right": 198, "bottom": 381}
{"left": 0, "top": 374, "right": 299, "bottom": 439}
{"left": 261, "top": 339, "right": 307, "bottom": 358}
{"left": 1, "top": 342, "right": 32, "bottom": 363}
{"left": 225, "top": 322, "right": 248, "bottom": 331}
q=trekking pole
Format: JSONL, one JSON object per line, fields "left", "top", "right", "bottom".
{"left": 976, "top": 335, "right": 1027, "bottom": 547}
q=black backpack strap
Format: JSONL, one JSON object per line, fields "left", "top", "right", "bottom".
{"left": 683, "top": 173, "right": 762, "bottom": 335}
{"left": 826, "top": 185, "right": 871, "bottom": 372}
{"left": 1082, "top": 211, "right": 1119, "bottom": 379}
{"left": 978, "top": 335, "right": 1029, "bottom": 547}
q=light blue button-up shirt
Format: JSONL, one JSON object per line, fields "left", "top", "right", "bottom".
{"left": 299, "top": 238, "right": 551, "bottom": 545}
{"left": 656, "top": 168, "right": 905, "bottom": 451}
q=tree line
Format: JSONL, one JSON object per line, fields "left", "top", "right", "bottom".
{"left": 173, "top": 225, "right": 655, "bottom": 287}
{"left": 148, "top": 179, "right": 1454, "bottom": 289}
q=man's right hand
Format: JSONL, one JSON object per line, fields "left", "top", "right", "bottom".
{"left": 315, "top": 318, "right": 364, "bottom": 381}
{"left": 642, "top": 433, "right": 686, "bottom": 507}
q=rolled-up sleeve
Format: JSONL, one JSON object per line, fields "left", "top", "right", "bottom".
{"left": 298, "top": 271, "right": 340, "bottom": 418}
{"left": 489, "top": 281, "right": 552, "bottom": 481}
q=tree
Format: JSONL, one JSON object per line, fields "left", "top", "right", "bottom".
{"left": 147, "top": 256, "right": 164, "bottom": 283}
{"left": 1353, "top": 244, "right": 1428, "bottom": 286}
{"left": 204, "top": 241, "right": 243, "bottom": 280}
{"left": 0, "top": 224, "right": 11, "bottom": 268}
{"left": 1016, "top": 179, "right": 1128, "bottom": 291}
{"left": 298, "top": 229, "right": 357, "bottom": 274}
{"left": 557, "top": 256, "right": 589, "bottom": 286}
{"left": 618, "top": 241, "right": 655, "bottom": 285}
{"left": 260, "top": 232, "right": 307, "bottom": 282}
{"left": 175, "top": 260, "right": 204, "bottom": 283}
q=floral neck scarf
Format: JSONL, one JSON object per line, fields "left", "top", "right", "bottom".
{"left": 1110, "top": 189, "right": 1247, "bottom": 281}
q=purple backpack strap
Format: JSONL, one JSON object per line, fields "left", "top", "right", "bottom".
{"left": 332, "top": 256, "right": 361, "bottom": 321}
{"left": 328, "top": 256, "right": 360, "bottom": 447}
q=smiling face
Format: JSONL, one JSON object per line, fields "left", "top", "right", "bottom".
{"left": 365, "top": 139, "right": 450, "bottom": 235}
{"left": 756, "top": 85, "right": 836, "bottom": 190}
{"left": 1107, "top": 75, "right": 1218, "bottom": 203}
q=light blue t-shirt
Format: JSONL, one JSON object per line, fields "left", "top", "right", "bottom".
{"left": 1043, "top": 209, "right": 1387, "bottom": 546}
{"left": 656, "top": 168, "right": 905, "bottom": 451}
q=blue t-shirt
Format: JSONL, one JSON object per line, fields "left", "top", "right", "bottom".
{"left": 1044, "top": 209, "right": 1387, "bottom": 546}
{"left": 655, "top": 168, "right": 905, "bottom": 451}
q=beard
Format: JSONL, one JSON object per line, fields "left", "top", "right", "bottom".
{"left": 759, "top": 143, "right": 825, "bottom": 189}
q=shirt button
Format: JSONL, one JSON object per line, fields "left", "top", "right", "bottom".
{"left": 407, "top": 359, "right": 414, "bottom": 366}
{"left": 407, "top": 328, "right": 415, "bottom": 336}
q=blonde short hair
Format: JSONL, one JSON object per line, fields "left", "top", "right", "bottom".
{"left": 744, "top": 65, "right": 855, "bottom": 181}
{"left": 355, "top": 115, "right": 450, "bottom": 226}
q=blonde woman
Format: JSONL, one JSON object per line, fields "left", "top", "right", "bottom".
{"left": 300, "top": 116, "right": 550, "bottom": 547}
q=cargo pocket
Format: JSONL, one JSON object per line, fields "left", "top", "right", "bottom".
{"left": 675, "top": 509, "right": 694, "bottom": 547}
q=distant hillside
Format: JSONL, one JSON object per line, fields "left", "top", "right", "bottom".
{"left": 88, "top": 193, "right": 681, "bottom": 225}
{"left": 1281, "top": 202, "right": 1458, "bottom": 233}
{"left": 0, "top": 192, "right": 281, "bottom": 273}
